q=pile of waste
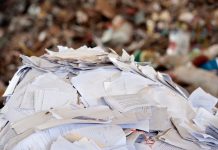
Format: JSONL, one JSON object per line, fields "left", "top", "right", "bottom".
{"left": 0, "top": 46, "right": 217, "bottom": 150}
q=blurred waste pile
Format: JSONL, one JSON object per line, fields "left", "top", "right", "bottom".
{"left": 0, "top": 0, "right": 218, "bottom": 104}
{"left": 0, "top": 46, "right": 218, "bottom": 149}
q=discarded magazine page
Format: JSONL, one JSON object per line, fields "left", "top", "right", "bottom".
{"left": 1, "top": 45, "right": 218, "bottom": 150}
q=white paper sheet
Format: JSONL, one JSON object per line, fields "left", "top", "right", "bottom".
{"left": 151, "top": 141, "right": 183, "bottom": 150}
{"left": 149, "top": 107, "right": 172, "bottom": 131}
{"left": 51, "top": 136, "right": 102, "bottom": 150}
{"left": 191, "top": 132, "right": 218, "bottom": 146}
{"left": 65, "top": 125, "right": 126, "bottom": 148}
{"left": 157, "top": 72, "right": 188, "bottom": 99}
{"left": 19, "top": 85, "right": 35, "bottom": 109}
{"left": 30, "top": 73, "right": 78, "bottom": 111}
{"left": 189, "top": 88, "right": 218, "bottom": 112}
{"left": 11, "top": 111, "right": 53, "bottom": 134}
{"left": 0, "top": 116, "right": 7, "bottom": 131}
{"left": 158, "top": 128, "right": 201, "bottom": 150}
{"left": 103, "top": 94, "right": 150, "bottom": 112}
{"left": 0, "top": 124, "right": 17, "bottom": 149}
{"left": 49, "top": 106, "right": 113, "bottom": 120}
{"left": 112, "top": 107, "right": 151, "bottom": 125}
{"left": 11, "top": 123, "right": 90, "bottom": 150}
{"left": 103, "top": 71, "right": 157, "bottom": 96}
{"left": 71, "top": 68, "right": 120, "bottom": 106}
{"left": 193, "top": 108, "right": 218, "bottom": 130}
{"left": 21, "top": 55, "right": 61, "bottom": 72}
{"left": 46, "top": 46, "right": 108, "bottom": 63}
{"left": 3, "top": 66, "right": 30, "bottom": 97}
{"left": 138, "top": 86, "right": 196, "bottom": 120}
{"left": 171, "top": 118, "right": 201, "bottom": 141}
{"left": 4, "top": 108, "right": 35, "bottom": 123}
{"left": 35, "top": 106, "right": 113, "bottom": 130}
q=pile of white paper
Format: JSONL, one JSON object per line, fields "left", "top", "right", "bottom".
{"left": 1, "top": 45, "right": 218, "bottom": 150}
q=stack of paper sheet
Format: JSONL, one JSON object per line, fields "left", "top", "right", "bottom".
{"left": 1, "top": 45, "right": 218, "bottom": 150}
